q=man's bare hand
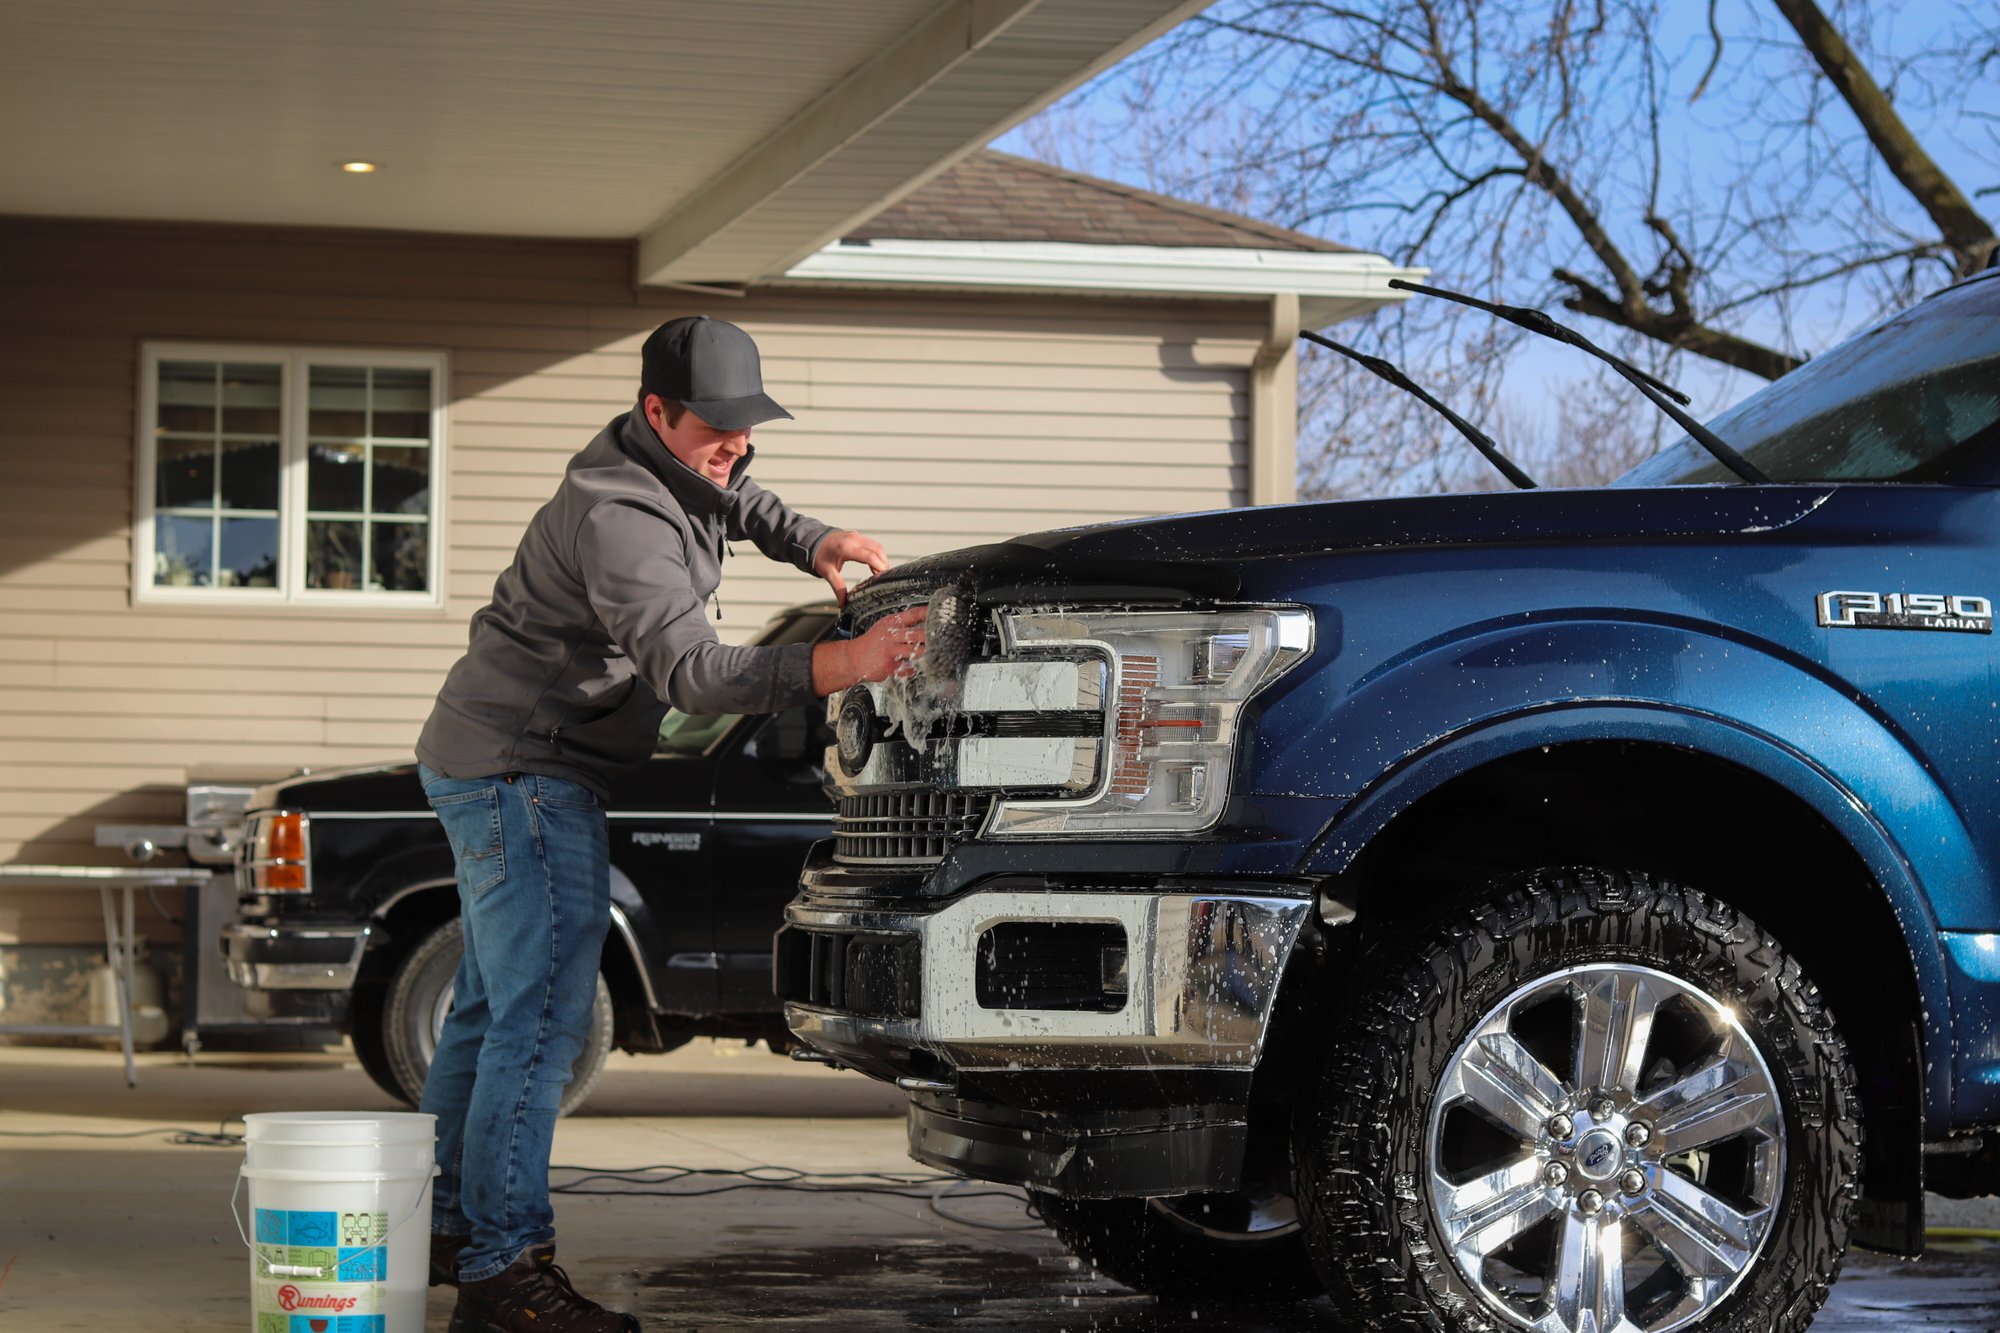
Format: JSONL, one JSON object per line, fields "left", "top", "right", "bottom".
{"left": 813, "top": 529, "right": 891, "bottom": 606}
{"left": 812, "top": 607, "right": 927, "bottom": 696}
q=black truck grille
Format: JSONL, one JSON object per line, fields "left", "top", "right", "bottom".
{"left": 833, "top": 791, "right": 991, "bottom": 865}
{"left": 775, "top": 928, "right": 920, "bottom": 1018}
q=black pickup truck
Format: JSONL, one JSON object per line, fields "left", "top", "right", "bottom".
{"left": 221, "top": 603, "right": 838, "bottom": 1113}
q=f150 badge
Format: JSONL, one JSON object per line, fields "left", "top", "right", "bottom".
{"left": 1817, "top": 591, "right": 1993, "bottom": 634}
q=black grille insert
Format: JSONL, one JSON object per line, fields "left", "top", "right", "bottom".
{"left": 834, "top": 790, "right": 991, "bottom": 864}
{"left": 775, "top": 927, "right": 920, "bottom": 1018}
{"left": 975, "top": 921, "right": 1129, "bottom": 1013}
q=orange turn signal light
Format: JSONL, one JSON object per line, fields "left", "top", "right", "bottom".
{"left": 264, "top": 813, "right": 307, "bottom": 891}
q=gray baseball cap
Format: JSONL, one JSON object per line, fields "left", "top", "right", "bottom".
{"left": 641, "top": 315, "right": 794, "bottom": 431}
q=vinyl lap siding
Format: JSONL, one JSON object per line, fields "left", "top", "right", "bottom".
{"left": 0, "top": 219, "right": 1260, "bottom": 945}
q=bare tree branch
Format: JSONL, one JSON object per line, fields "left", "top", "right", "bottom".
{"left": 1689, "top": 0, "right": 1725, "bottom": 103}
{"left": 1013, "top": 0, "right": 1995, "bottom": 499}
{"left": 1772, "top": 0, "right": 1998, "bottom": 275}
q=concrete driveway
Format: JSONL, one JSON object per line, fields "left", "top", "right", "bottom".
{"left": 1, "top": 1042, "right": 1995, "bottom": 1330}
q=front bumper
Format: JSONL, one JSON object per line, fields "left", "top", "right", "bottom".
{"left": 220, "top": 920, "right": 370, "bottom": 989}
{"left": 778, "top": 883, "right": 1310, "bottom": 1079}
{"left": 778, "top": 879, "right": 1311, "bottom": 1196}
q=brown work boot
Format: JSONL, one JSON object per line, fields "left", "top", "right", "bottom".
{"left": 447, "top": 1245, "right": 641, "bottom": 1332}
{"left": 430, "top": 1232, "right": 469, "bottom": 1287}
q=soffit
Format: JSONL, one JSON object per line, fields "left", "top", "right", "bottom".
{"left": 0, "top": 0, "right": 1202, "bottom": 284}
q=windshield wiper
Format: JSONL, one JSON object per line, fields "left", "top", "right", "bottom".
{"left": 1388, "top": 279, "right": 1771, "bottom": 485}
{"left": 1300, "top": 329, "right": 1537, "bottom": 490}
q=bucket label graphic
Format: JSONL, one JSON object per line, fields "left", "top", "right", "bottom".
{"left": 336, "top": 1247, "right": 386, "bottom": 1282}
{"left": 253, "top": 1208, "right": 391, "bottom": 1326}
{"left": 341, "top": 1210, "right": 388, "bottom": 1245}
{"left": 288, "top": 1246, "right": 337, "bottom": 1274}
{"left": 256, "top": 1313, "right": 388, "bottom": 1332}
{"left": 254, "top": 1279, "right": 391, "bottom": 1322}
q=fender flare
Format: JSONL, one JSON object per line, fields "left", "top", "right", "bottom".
{"left": 1301, "top": 698, "right": 1957, "bottom": 1122}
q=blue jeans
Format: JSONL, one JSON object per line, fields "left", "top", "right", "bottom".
{"left": 416, "top": 763, "right": 610, "bottom": 1281}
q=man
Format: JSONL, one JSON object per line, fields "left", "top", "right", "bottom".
{"left": 413, "top": 315, "right": 925, "bottom": 1332}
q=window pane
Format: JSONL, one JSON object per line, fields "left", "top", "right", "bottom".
{"left": 371, "top": 521, "right": 428, "bottom": 592}
{"left": 219, "top": 439, "right": 280, "bottom": 510}
{"left": 156, "top": 438, "right": 214, "bottom": 509}
{"left": 372, "top": 446, "right": 429, "bottom": 514}
{"left": 371, "top": 368, "right": 433, "bottom": 439}
{"left": 154, "top": 515, "right": 212, "bottom": 587}
{"left": 307, "top": 520, "right": 363, "bottom": 590}
{"left": 157, "top": 361, "right": 216, "bottom": 433}
{"left": 220, "top": 363, "right": 282, "bottom": 435}
{"left": 309, "top": 365, "right": 368, "bottom": 438}
{"left": 308, "top": 442, "right": 367, "bottom": 512}
{"left": 218, "top": 516, "right": 279, "bottom": 587}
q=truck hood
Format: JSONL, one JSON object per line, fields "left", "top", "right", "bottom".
{"left": 851, "top": 485, "right": 1833, "bottom": 617}
{"left": 250, "top": 760, "right": 421, "bottom": 813}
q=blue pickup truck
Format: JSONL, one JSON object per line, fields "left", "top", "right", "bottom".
{"left": 777, "top": 267, "right": 2000, "bottom": 1332}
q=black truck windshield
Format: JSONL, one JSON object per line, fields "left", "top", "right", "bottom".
{"left": 1616, "top": 274, "right": 2000, "bottom": 487}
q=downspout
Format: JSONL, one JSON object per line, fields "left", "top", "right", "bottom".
{"left": 1247, "top": 292, "right": 1299, "bottom": 506}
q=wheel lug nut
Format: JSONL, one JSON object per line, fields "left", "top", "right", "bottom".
{"left": 1546, "top": 1114, "right": 1575, "bottom": 1140}
{"left": 1545, "top": 1162, "right": 1571, "bottom": 1187}
{"left": 1590, "top": 1097, "right": 1616, "bottom": 1121}
{"left": 1626, "top": 1121, "right": 1652, "bottom": 1148}
{"left": 1578, "top": 1189, "right": 1604, "bottom": 1215}
{"left": 1621, "top": 1169, "right": 1646, "bottom": 1195}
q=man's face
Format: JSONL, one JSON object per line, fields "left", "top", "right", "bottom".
{"left": 645, "top": 394, "right": 749, "bottom": 487}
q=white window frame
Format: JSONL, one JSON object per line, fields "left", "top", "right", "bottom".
{"left": 134, "top": 342, "right": 449, "bottom": 608}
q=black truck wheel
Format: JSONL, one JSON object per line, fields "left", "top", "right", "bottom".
{"left": 382, "top": 917, "right": 615, "bottom": 1118}
{"left": 346, "top": 981, "right": 412, "bottom": 1104}
{"left": 1033, "top": 1187, "right": 1322, "bottom": 1303}
{"left": 1297, "top": 869, "right": 1859, "bottom": 1333}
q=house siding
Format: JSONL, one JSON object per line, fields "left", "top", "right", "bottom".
{"left": 0, "top": 217, "right": 1262, "bottom": 948}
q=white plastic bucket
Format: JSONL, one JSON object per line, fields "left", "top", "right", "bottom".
{"left": 233, "top": 1111, "right": 438, "bottom": 1333}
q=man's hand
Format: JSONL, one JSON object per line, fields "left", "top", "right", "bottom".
{"left": 812, "top": 607, "right": 927, "bottom": 696}
{"left": 813, "top": 530, "right": 891, "bottom": 606}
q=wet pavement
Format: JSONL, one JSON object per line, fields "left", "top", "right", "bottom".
{"left": 624, "top": 1190, "right": 2000, "bottom": 1331}
{"left": 1, "top": 1042, "right": 1995, "bottom": 1330}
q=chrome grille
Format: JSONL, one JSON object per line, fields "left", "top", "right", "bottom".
{"left": 834, "top": 791, "right": 991, "bottom": 865}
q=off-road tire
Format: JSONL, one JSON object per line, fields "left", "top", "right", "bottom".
{"left": 347, "top": 980, "right": 414, "bottom": 1104}
{"left": 1296, "top": 868, "right": 1860, "bottom": 1333}
{"left": 1033, "top": 1191, "right": 1323, "bottom": 1303}
{"left": 383, "top": 917, "right": 614, "bottom": 1118}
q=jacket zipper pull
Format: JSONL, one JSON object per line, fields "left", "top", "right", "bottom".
{"left": 711, "top": 592, "right": 723, "bottom": 621}
{"left": 549, "top": 725, "right": 560, "bottom": 745}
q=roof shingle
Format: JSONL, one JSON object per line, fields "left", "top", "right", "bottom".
{"left": 846, "top": 150, "right": 1347, "bottom": 253}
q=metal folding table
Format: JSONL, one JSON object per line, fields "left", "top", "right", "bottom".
{"left": 0, "top": 866, "right": 216, "bottom": 1086}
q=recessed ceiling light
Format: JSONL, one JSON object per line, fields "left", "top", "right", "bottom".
{"left": 341, "top": 161, "right": 378, "bottom": 174}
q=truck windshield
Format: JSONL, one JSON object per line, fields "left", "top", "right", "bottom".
{"left": 650, "top": 608, "right": 836, "bottom": 756}
{"left": 655, "top": 709, "right": 741, "bottom": 755}
{"left": 1616, "top": 275, "right": 2000, "bottom": 487}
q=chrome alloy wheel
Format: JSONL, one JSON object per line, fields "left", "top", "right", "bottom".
{"left": 1425, "top": 964, "right": 1785, "bottom": 1333}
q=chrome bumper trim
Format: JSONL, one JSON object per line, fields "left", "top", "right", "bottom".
{"left": 784, "top": 887, "right": 1310, "bottom": 1071}
{"left": 221, "top": 921, "right": 370, "bottom": 990}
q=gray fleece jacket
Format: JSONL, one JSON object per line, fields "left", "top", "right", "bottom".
{"left": 416, "top": 406, "right": 831, "bottom": 799}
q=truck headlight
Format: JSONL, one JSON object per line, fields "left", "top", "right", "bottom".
{"left": 985, "top": 606, "right": 1312, "bottom": 836}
